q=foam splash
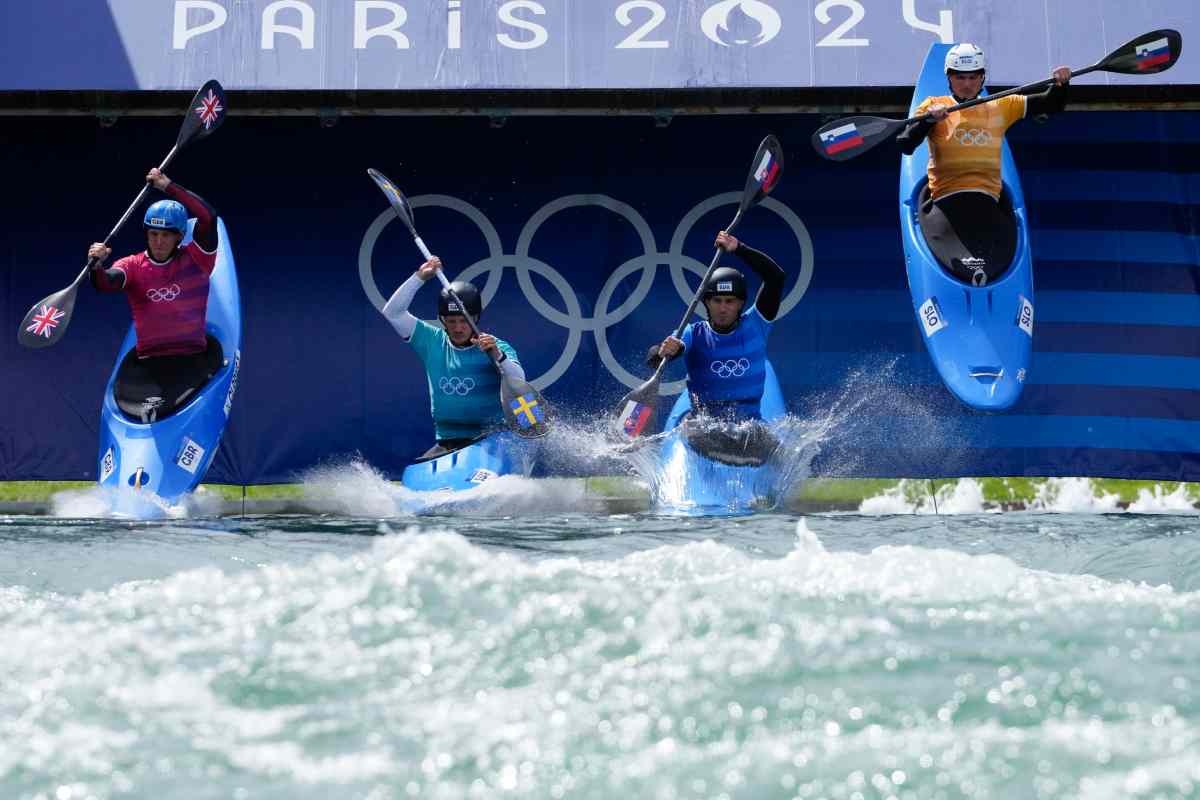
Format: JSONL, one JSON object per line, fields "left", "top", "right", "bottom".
{"left": 299, "top": 457, "right": 596, "bottom": 516}
{"left": 859, "top": 478, "right": 991, "bottom": 515}
{"left": 1028, "top": 477, "right": 1122, "bottom": 513}
{"left": 1128, "top": 483, "right": 1199, "bottom": 514}
{"left": 859, "top": 477, "right": 1200, "bottom": 515}
{"left": 49, "top": 485, "right": 223, "bottom": 519}
{"left": 4, "top": 521, "right": 1198, "bottom": 800}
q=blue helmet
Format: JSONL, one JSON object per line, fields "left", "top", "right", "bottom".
{"left": 143, "top": 200, "right": 188, "bottom": 234}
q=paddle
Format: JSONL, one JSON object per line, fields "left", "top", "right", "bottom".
{"left": 614, "top": 134, "right": 784, "bottom": 439}
{"left": 811, "top": 29, "right": 1183, "bottom": 162}
{"left": 366, "top": 168, "right": 550, "bottom": 439}
{"left": 17, "top": 80, "right": 227, "bottom": 348}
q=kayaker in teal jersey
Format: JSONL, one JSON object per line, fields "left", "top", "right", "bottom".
{"left": 382, "top": 256, "right": 526, "bottom": 459}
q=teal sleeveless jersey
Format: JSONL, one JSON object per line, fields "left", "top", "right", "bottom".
{"left": 408, "top": 320, "right": 520, "bottom": 440}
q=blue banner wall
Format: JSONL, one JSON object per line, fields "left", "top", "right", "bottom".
{"left": 3, "top": 111, "right": 1200, "bottom": 482}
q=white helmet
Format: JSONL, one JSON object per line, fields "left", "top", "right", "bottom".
{"left": 944, "top": 43, "right": 985, "bottom": 73}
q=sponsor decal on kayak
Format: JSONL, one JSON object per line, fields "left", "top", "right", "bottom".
{"left": 100, "top": 447, "right": 115, "bottom": 483}
{"left": 1016, "top": 296, "right": 1034, "bottom": 337}
{"left": 176, "top": 437, "right": 206, "bottom": 475}
{"left": 819, "top": 123, "right": 864, "bottom": 155}
{"left": 469, "top": 468, "right": 497, "bottom": 484}
{"left": 224, "top": 350, "right": 241, "bottom": 417}
{"left": 919, "top": 297, "right": 947, "bottom": 337}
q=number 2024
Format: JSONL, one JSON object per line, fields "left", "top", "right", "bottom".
{"left": 614, "top": 1, "right": 953, "bottom": 49}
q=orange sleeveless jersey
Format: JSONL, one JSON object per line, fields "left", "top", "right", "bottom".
{"left": 915, "top": 94, "right": 1027, "bottom": 200}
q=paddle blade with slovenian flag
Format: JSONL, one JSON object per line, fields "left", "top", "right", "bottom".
{"left": 811, "top": 116, "right": 906, "bottom": 162}
{"left": 1099, "top": 29, "right": 1183, "bottom": 75}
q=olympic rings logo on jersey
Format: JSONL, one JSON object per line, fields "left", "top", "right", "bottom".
{"left": 359, "top": 192, "right": 814, "bottom": 395}
{"left": 146, "top": 284, "right": 182, "bottom": 302}
{"left": 710, "top": 358, "right": 751, "bottom": 379}
{"left": 439, "top": 376, "right": 476, "bottom": 396}
{"left": 953, "top": 128, "right": 993, "bottom": 146}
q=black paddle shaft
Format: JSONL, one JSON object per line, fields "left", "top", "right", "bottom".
{"left": 646, "top": 210, "right": 744, "bottom": 384}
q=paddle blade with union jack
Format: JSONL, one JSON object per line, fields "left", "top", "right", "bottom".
{"left": 18, "top": 290, "right": 76, "bottom": 349}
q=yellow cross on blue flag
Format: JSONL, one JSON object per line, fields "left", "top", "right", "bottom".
{"left": 510, "top": 394, "right": 544, "bottom": 428}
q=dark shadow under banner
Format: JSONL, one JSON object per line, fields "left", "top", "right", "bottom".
{"left": 3, "top": 112, "right": 1200, "bottom": 483}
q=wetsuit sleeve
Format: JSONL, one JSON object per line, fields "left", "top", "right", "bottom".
{"left": 1024, "top": 81, "right": 1068, "bottom": 117}
{"left": 164, "top": 183, "right": 217, "bottom": 252}
{"left": 90, "top": 259, "right": 128, "bottom": 292}
{"left": 733, "top": 243, "right": 786, "bottom": 322}
{"left": 382, "top": 273, "right": 426, "bottom": 340}
{"left": 897, "top": 118, "right": 936, "bottom": 155}
{"left": 897, "top": 97, "right": 937, "bottom": 155}
{"left": 495, "top": 340, "right": 526, "bottom": 381}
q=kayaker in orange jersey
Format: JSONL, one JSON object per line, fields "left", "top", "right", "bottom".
{"left": 897, "top": 44, "right": 1071, "bottom": 286}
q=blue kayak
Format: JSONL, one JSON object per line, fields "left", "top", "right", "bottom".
{"left": 900, "top": 43, "right": 1035, "bottom": 412}
{"left": 97, "top": 218, "right": 241, "bottom": 517}
{"left": 651, "top": 360, "right": 788, "bottom": 516}
{"left": 401, "top": 431, "right": 536, "bottom": 493}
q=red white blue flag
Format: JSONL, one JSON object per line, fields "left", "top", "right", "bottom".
{"left": 1135, "top": 37, "right": 1170, "bottom": 71}
{"left": 621, "top": 400, "right": 653, "bottom": 436}
{"left": 820, "top": 123, "right": 865, "bottom": 156}
{"left": 194, "top": 89, "right": 224, "bottom": 129}
{"left": 753, "top": 151, "right": 781, "bottom": 192}
{"left": 25, "top": 304, "right": 64, "bottom": 339}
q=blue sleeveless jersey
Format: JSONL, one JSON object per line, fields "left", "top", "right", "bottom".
{"left": 681, "top": 306, "right": 772, "bottom": 418}
{"left": 408, "top": 320, "right": 520, "bottom": 440}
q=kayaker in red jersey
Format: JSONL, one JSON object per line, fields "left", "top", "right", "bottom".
{"left": 87, "top": 167, "right": 223, "bottom": 421}
{"left": 897, "top": 44, "right": 1071, "bottom": 286}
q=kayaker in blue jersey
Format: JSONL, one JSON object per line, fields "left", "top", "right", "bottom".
{"left": 645, "top": 231, "right": 786, "bottom": 463}
{"left": 382, "top": 256, "right": 526, "bottom": 460}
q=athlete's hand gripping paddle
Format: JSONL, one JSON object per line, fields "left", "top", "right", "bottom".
{"left": 811, "top": 29, "right": 1183, "bottom": 162}
{"left": 367, "top": 168, "right": 550, "bottom": 439}
{"left": 614, "top": 135, "right": 784, "bottom": 439}
{"left": 17, "top": 80, "right": 227, "bottom": 349}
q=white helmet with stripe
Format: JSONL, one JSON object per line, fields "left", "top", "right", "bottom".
{"left": 944, "top": 43, "right": 985, "bottom": 73}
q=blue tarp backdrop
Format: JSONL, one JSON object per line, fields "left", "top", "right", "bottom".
{"left": 3, "top": 111, "right": 1200, "bottom": 482}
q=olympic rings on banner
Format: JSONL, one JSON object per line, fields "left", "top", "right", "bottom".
{"left": 359, "top": 193, "right": 813, "bottom": 393}
{"left": 146, "top": 284, "right": 181, "bottom": 302}
{"left": 710, "top": 358, "right": 751, "bottom": 378}
{"left": 438, "top": 376, "right": 476, "bottom": 396}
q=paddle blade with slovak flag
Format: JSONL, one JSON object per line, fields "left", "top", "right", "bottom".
{"left": 740, "top": 134, "right": 785, "bottom": 212}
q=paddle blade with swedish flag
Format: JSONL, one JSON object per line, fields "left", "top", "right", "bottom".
{"left": 501, "top": 378, "right": 550, "bottom": 438}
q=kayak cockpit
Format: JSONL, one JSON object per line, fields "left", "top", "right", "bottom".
{"left": 114, "top": 335, "right": 224, "bottom": 423}
{"left": 913, "top": 181, "right": 1019, "bottom": 287}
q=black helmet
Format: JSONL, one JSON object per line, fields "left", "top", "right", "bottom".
{"left": 438, "top": 280, "right": 482, "bottom": 321}
{"left": 701, "top": 267, "right": 747, "bottom": 302}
